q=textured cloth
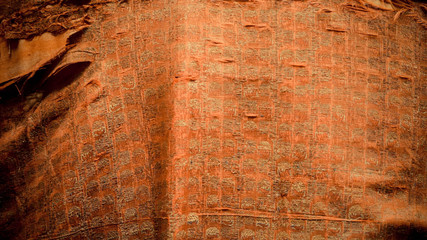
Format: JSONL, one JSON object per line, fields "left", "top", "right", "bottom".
{"left": 0, "top": 0, "right": 426, "bottom": 239}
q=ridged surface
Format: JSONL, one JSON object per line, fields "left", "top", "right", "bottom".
{"left": 0, "top": 0, "right": 425, "bottom": 239}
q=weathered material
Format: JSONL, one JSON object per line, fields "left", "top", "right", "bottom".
{"left": 0, "top": 0, "right": 426, "bottom": 239}
{"left": 0, "top": 27, "right": 89, "bottom": 90}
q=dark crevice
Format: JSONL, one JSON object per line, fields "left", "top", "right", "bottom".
{"left": 375, "top": 223, "right": 427, "bottom": 240}
{"left": 41, "top": 61, "right": 90, "bottom": 96}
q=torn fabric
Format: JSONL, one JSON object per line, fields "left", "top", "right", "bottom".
{"left": 0, "top": 27, "right": 87, "bottom": 91}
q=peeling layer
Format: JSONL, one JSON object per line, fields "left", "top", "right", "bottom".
{"left": 0, "top": 27, "right": 87, "bottom": 91}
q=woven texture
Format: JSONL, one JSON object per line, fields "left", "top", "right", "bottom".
{"left": 0, "top": 0, "right": 426, "bottom": 239}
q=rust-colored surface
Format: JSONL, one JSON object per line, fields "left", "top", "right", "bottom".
{"left": 0, "top": 0, "right": 426, "bottom": 239}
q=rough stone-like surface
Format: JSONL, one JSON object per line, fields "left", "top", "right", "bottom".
{"left": 0, "top": 0, "right": 426, "bottom": 239}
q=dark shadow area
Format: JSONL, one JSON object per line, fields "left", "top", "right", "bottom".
{"left": 0, "top": 133, "right": 31, "bottom": 240}
{"left": 62, "top": 0, "right": 91, "bottom": 6}
{"left": 0, "top": 0, "right": 26, "bottom": 18}
{"left": 6, "top": 39, "right": 19, "bottom": 53}
{"left": 142, "top": 81, "right": 173, "bottom": 239}
{"left": 0, "top": 83, "right": 76, "bottom": 239}
{"left": 41, "top": 61, "right": 91, "bottom": 95}
{"left": 0, "top": 59, "right": 90, "bottom": 119}
{"left": 374, "top": 223, "right": 427, "bottom": 240}
{"left": 368, "top": 182, "right": 407, "bottom": 196}
{"left": 66, "top": 26, "right": 86, "bottom": 44}
{"left": 0, "top": 27, "right": 89, "bottom": 104}
{"left": 0, "top": 41, "right": 89, "bottom": 240}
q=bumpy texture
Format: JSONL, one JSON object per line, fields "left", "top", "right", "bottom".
{"left": 0, "top": 0, "right": 426, "bottom": 239}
